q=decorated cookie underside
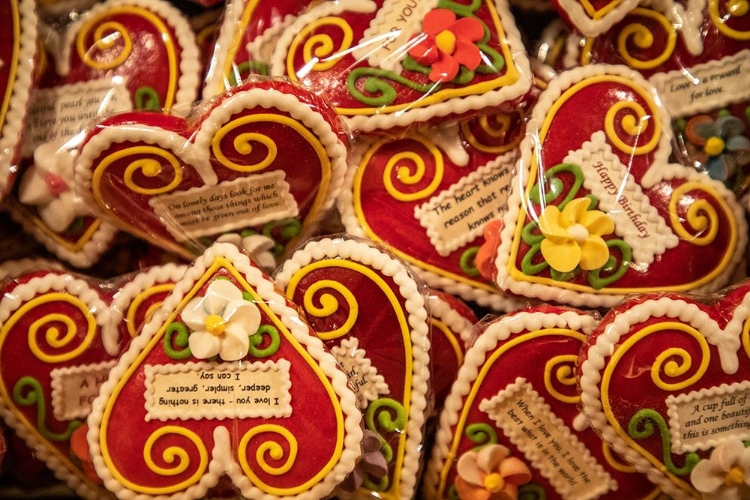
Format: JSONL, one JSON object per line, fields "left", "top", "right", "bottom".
{"left": 274, "top": 237, "right": 430, "bottom": 500}
{"left": 424, "top": 306, "right": 663, "bottom": 500}
{"left": 338, "top": 110, "right": 532, "bottom": 312}
{"left": 74, "top": 79, "right": 348, "bottom": 266}
{"left": 0, "top": 0, "right": 36, "bottom": 198}
{"left": 8, "top": 0, "right": 201, "bottom": 268}
{"left": 579, "top": 281, "right": 750, "bottom": 500}
{"left": 88, "top": 242, "right": 362, "bottom": 500}
{"left": 208, "top": 0, "right": 532, "bottom": 133}
{"left": 571, "top": 3, "right": 750, "bottom": 193}
{"left": 489, "top": 64, "right": 747, "bottom": 308}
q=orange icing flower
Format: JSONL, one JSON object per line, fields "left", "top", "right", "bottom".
{"left": 407, "top": 9, "right": 485, "bottom": 83}
{"left": 476, "top": 219, "right": 503, "bottom": 281}
{"left": 455, "top": 444, "right": 532, "bottom": 500}
{"left": 70, "top": 424, "right": 102, "bottom": 485}
{"left": 538, "top": 198, "right": 614, "bottom": 274}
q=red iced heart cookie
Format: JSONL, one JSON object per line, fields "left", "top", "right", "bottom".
{"left": 9, "top": 0, "right": 201, "bottom": 268}
{"left": 338, "top": 115, "right": 528, "bottom": 312}
{"left": 0, "top": 0, "right": 37, "bottom": 197}
{"left": 260, "top": 0, "right": 531, "bottom": 133}
{"left": 75, "top": 79, "right": 349, "bottom": 263}
{"left": 579, "top": 281, "right": 750, "bottom": 499}
{"left": 489, "top": 64, "right": 747, "bottom": 308}
{"left": 423, "top": 306, "right": 661, "bottom": 499}
{"left": 88, "top": 242, "right": 362, "bottom": 499}
{"left": 550, "top": 0, "right": 639, "bottom": 36}
{"left": 275, "top": 237, "right": 430, "bottom": 499}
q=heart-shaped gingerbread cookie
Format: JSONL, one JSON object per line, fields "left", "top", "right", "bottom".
{"left": 489, "top": 64, "right": 747, "bottom": 307}
{"left": 75, "top": 79, "right": 349, "bottom": 263}
{"left": 424, "top": 305, "right": 663, "bottom": 500}
{"left": 579, "top": 281, "right": 750, "bottom": 499}
{"left": 87, "top": 242, "right": 362, "bottom": 499}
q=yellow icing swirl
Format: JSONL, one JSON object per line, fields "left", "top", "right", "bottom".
{"left": 139, "top": 426, "right": 208, "bottom": 493}
{"left": 126, "top": 284, "right": 174, "bottom": 338}
{"left": 668, "top": 183, "right": 719, "bottom": 246}
{"left": 77, "top": 21, "right": 133, "bottom": 71}
{"left": 616, "top": 8, "right": 677, "bottom": 70}
{"left": 709, "top": 0, "right": 750, "bottom": 40}
{"left": 380, "top": 135, "right": 444, "bottom": 202}
{"left": 604, "top": 100, "right": 661, "bottom": 156}
{"left": 238, "top": 424, "right": 300, "bottom": 493}
{"left": 93, "top": 146, "right": 184, "bottom": 198}
{"left": 301, "top": 280, "right": 358, "bottom": 341}
{"left": 544, "top": 354, "right": 579, "bottom": 404}
{"left": 460, "top": 114, "right": 521, "bottom": 154}
{"left": 287, "top": 17, "right": 354, "bottom": 78}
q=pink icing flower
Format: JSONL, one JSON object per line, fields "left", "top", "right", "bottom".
{"left": 407, "top": 9, "right": 485, "bottom": 83}
{"left": 455, "top": 444, "right": 532, "bottom": 500}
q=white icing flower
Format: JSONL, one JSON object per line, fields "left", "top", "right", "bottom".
{"left": 182, "top": 279, "right": 261, "bottom": 361}
{"left": 18, "top": 142, "right": 86, "bottom": 233}
{"left": 691, "top": 440, "right": 750, "bottom": 500}
{"left": 216, "top": 233, "right": 277, "bottom": 271}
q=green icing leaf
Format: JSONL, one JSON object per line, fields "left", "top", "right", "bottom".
{"left": 262, "top": 218, "right": 302, "bottom": 256}
{"left": 164, "top": 322, "right": 192, "bottom": 360}
{"left": 135, "top": 86, "right": 161, "bottom": 111}
{"left": 628, "top": 409, "right": 700, "bottom": 476}
{"left": 521, "top": 240, "right": 549, "bottom": 276}
{"left": 587, "top": 239, "right": 632, "bottom": 289}
{"left": 248, "top": 325, "right": 280, "bottom": 358}
{"left": 519, "top": 483, "right": 547, "bottom": 500}
{"left": 529, "top": 163, "right": 586, "bottom": 211}
{"left": 13, "top": 377, "right": 82, "bottom": 441}
{"left": 447, "top": 484, "right": 461, "bottom": 500}
{"left": 465, "top": 423, "right": 498, "bottom": 449}
{"left": 437, "top": 0, "right": 482, "bottom": 17}
{"left": 460, "top": 247, "right": 481, "bottom": 277}
{"left": 348, "top": 67, "right": 437, "bottom": 107}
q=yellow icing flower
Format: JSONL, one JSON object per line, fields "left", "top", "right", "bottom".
{"left": 538, "top": 198, "right": 615, "bottom": 273}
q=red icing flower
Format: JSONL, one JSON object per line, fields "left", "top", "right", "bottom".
{"left": 407, "top": 9, "right": 485, "bottom": 83}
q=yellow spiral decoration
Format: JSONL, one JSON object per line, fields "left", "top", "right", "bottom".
{"left": 743, "top": 318, "right": 750, "bottom": 360}
{"left": 668, "top": 182, "right": 720, "bottom": 246}
{"left": 616, "top": 8, "right": 677, "bottom": 70}
{"left": 604, "top": 100, "right": 661, "bottom": 156}
{"left": 382, "top": 136, "right": 445, "bottom": 202}
{"left": 287, "top": 17, "right": 354, "bottom": 78}
{"left": 239, "top": 425, "right": 300, "bottom": 494}
{"left": 126, "top": 284, "right": 174, "bottom": 338}
{"left": 0, "top": 293, "right": 98, "bottom": 364}
{"left": 93, "top": 146, "right": 184, "bottom": 198}
{"left": 138, "top": 426, "right": 208, "bottom": 493}
{"left": 460, "top": 113, "right": 521, "bottom": 154}
{"left": 302, "top": 280, "right": 358, "bottom": 341}
{"left": 709, "top": 0, "right": 750, "bottom": 40}
{"left": 544, "top": 355, "right": 580, "bottom": 404}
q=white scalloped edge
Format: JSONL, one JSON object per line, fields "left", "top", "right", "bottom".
{"left": 666, "top": 380, "right": 750, "bottom": 454}
{"left": 0, "top": 272, "right": 112, "bottom": 500}
{"left": 4, "top": 194, "right": 120, "bottom": 269}
{"left": 246, "top": 13, "right": 297, "bottom": 66}
{"left": 555, "top": 0, "right": 640, "bottom": 37}
{"left": 56, "top": 0, "right": 200, "bottom": 110}
{"left": 268, "top": 0, "right": 532, "bottom": 133}
{"left": 103, "top": 263, "right": 187, "bottom": 355}
{"left": 330, "top": 337, "right": 390, "bottom": 409}
{"left": 0, "top": 257, "right": 65, "bottom": 281}
{"left": 422, "top": 309, "right": 599, "bottom": 498}
{"left": 50, "top": 360, "right": 117, "bottom": 420}
{"left": 479, "top": 378, "right": 616, "bottom": 500}
{"left": 0, "top": 0, "right": 37, "bottom": 196}
{"left": 274, "top": 237, "right": 431, "bottom": 500}
{"left": 87, "top": 242, "right": 363, "bottom": 500}
{"left": 202, "top": 0, "right": 248, "bottom": 99}
{"left": 143, "top": 359, "right": 292, "bottom": 421}
{"left": 427, "top": 293, "right": 475, "bottom": 347}
{"left": 338, "top": 140, "right": 525, "bottom": 313}
{"left": 494, "top": 63, "right": 748, "bottom": 308}
{"left": 579, "top": 294, "right": 750, "bottom": 500}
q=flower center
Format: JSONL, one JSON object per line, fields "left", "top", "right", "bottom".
{"left": 725, "top": 465, "right": 746, "bottom": 487}
{"left": 435, "top": 30, "right": 456, "bottom": 55}
{"left": 484, "top": 473, "right": 505, "bottom": 493}
{"left": 44, "top": 172, "right": 69, "bottom": 196}
{"left": 704, "top": 136, "right": 726, "bottom": 157}
{"left": 205, "top": 314, "right": 227, "bottom": 336}
{"left": 566, "top": 223, "right": 590, "bottom": 243}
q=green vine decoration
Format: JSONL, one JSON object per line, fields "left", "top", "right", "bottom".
{"left": 262, "top": 218, "right": 302, "bottom": 256}
{"left": 228, "top": 60, "right": 270, "bottom": 86}
{"left": 628, "top": 409, "right": 700, "bottom": 476}
{"left": 528, "top": 163, "right": 586, "bottom": 210}
{"left": 363, "top": 398, "right": 407, "bottom": 492}
{"left": 164, "top": 322, "right": 192, "bottom": 360}
{"left": 447, "top": 484, "right": 460, "bottom": 500}
{"left": 135, "top": 86, "right": 161, "bottom": 111}
{"left": 65, "top": 216, "right": 85, "bottom": 235}
{"left": 348, "top": 67, "right": 438, "bottom": 107}
{"left": 247, "top": 325, "right": 280, "bottom": 358}
{"left": 587, "top": 239, "right": 632, "bottom": 289}
{"left": 460, "top": 247, "right": 480, "bottom": 277}
{"left": 13, "top": 377, "right": 82, "bottom": 442}
{"left": 519, "top": 483, "right": 547, "bottom": 500}
{"left": 465, "top": 422, "right": 498, "bottom": 449}
{"left": 437, "top": 0, "right": 482, "bottom": 17}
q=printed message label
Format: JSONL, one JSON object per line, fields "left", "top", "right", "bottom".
{"left": 330, "top": 338, "right": 389, "bottom": 410}
{"left": 50, "top": 361, "right": 117, "bottom": 420}
{"left": 568, "top": 131, "right": 678, "bottom": 264}
{"left": 649, "top": 50, "right": 750, "bottom": 118}
{"left": 667, "top": 381, "right": 750, "bottom": 453}
{"left": 480, "top": 378, "right": 615, "bottom": 500}
{"left": 415, "top": 155, "right": 514, "bottom": 256}
{"left": 150, "top": 172, "right": 299, "bottom": 240}
{"left": 144, "top": 360, "right": 292, "bottom": 421}
{"left": 23, "top": 79, "right": 132, "bottom": 156}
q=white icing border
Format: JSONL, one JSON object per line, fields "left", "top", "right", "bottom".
{"left": 427, "top": 292, "right": 475, "bottom": 348}
{"left": 555, "top": 0, "right": 640, "bottom": 37}
{"left": 87, "top": 242, "right": 363, "bottom": 500}
{"left": 4, "top": 196, "right": 120, "bottom": 269}
{"left": 56, "top": 0, "right": 200, "bottom": 110}
{"left": 338, "top": 139, "right": 525, "bottom": 313}
{"left": 50, "top": 360, "right": 117, "bottom": 421}
{"left": 201, "top": 0, "right": 247, "bottom": 99}
{"left": 0, "top": 0, "right": 37, "bottom": 196}
{"left": 274, "top": 237, "right": 431, "bottom": 500}
{"left": 423, "top": 309, "right": 599, "bottom": 498}
{"left": 494, "top": 63, "right": 748, "bottom": 308}
{"left": 579, "top": 294, "right": 750, "bottom": 500}
{"left": 268, "top": 0, "right": 532, "bottom": 133}
{"left": 0, "top": 272, "right": 112, "bottom": 500}
{"left": 0, "top": 257, "right": 64, "bottom": 281}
